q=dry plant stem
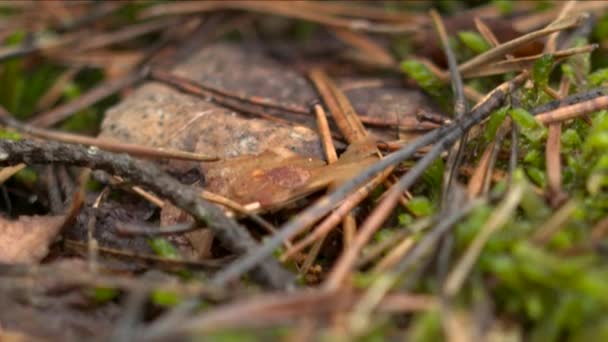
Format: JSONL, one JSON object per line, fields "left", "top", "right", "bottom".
{"left": 65, "top": 239, "right": 227, "bottom": 271}
{"left": 330, "top": 27, "right": 395, "bottom": 66}
{"left": 315, "top": 105, "right": 338, "bottom": 163}
{"left": 444, "top": 183, "right": 525, "bottom": 297}
{"left": 0, "top": 262, "right": 224, "bottom": 299}
{"left": 467, "top": 140, "right": 497, "bottom": 198}
{"left": 463, "top": 44, "right": 596, "bottom": 78}
{"left": 458, "top": 13, "right": 586, "bottom": 74}
{"left": 214, "top": 73, "right": 527, "bottom": 287}
{"left": 481, "top": 125, "right": 508, "bottom": 195}
{"left": 281, "top": 167, "right": 393, "bottom": 261}
{"left": 35, "top": 66, "right": 81, "bottom": 111}
{"left": 541, "top": 1, "right": 577, "bottom": 203}
{"left": 532, "top": 87, "right": 607, "bottom": 114}
{"left": 29, "top": 69, "right": 147, "bottom": 127}
{"left": 343, "top": 214, "right": 357, "bottom": 248}
{"left": 0, "top": 108, "right": 217, "bottom": 162}
{"left": 0, "top": 139, "right": 293, "bottom": 289}
{"left": 348, "top": 200, "right": 482, "bottom": 335}
{"left": 75, "top": 17, "right": 177, "bottom": 51}
{"left": 429, "top": 9, "right": 467, "bottom": 207}
{"left": 372, "top": 236, "right": 415, "bottom": 273}
{"left": 300, "top": 105, "right": 341, "bottom": 274}
{"left": 170, "top": 290, "right": 434, "bottom": 336}
{"left": 309, "top": 72, "right": 376, "bottom": 264}
{"left": 591, "top": 216, "right": 608, "bottom": 241}
{"left": 295, "top": 0, "right": 425, "bottom": 24}
{"left": 535, "top": 95, "right": 608, "bottom": 124}
{"left": 309, "top": 69, "right": 409, "bottom": 215}
{"left": 546, "top": 79, "right": 570, "bottom": 205}
{"left": 150, "top": 68, "right": 310, "bottom": 115}
{"left": 0, "top": 163, "right": 25, "bottom": 184}
{"left": 513, "top": 1, "right": 608, "bottom": 33}
{"left": 0, "top": 31, "right": 80, "bottom": 63}
{"left": 140, "top": 1, "right": 419, "bottom": 34}
{"left": 531, "top": 200, "right": 578, "bottom": 244}
{"left": 309, "top": 68, "right": 366, "bottom": 144}
{"left": 474, "top": 17, "right": 500, "bottom": 47}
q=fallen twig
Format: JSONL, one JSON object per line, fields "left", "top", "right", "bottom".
{"left": 0, "top": 138, "right": 294, "bottom": 289}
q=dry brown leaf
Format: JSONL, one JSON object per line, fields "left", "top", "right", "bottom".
{"left": 0, "top": 215, "right": 65, "bottom": 263}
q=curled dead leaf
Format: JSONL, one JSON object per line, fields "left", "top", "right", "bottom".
{"left": 0, "top": 215, "right": 66, "bottom": 264}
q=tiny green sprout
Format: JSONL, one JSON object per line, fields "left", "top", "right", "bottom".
{"left": 510, "top": 108, "right": 546, "bottom": 142}
{"left": 484, "top": 106, "right": 509, "bottom": 142}
{"left": 14, "top": 167, "right": 38, "bottom": 186}
{"left": 407, "top": 310, "right": 442, "bottom": 342}
{"left": 0, "top": 129, "right": 22, "bottom": 141}
{"left": 92, "top": 287, "right": 119, "bottom": 303}
{"left": 524, "top": 149, "right": 543, "bottom": 167}
{"left": 352, "top": 272, "right": 377, "bottom": 289}
{"left": 532, "top": 54, "right": 554, "bottom": 88}
{"left": 398, "top": 213, "right": 414, "bottom": 226}
{"left": 401, "top": 60, "right": 449, "bottom": 107}
{"left": 589, "top": 68, "right": 608, "bottom": 86}
{"left": 561, "top": 129, "right": 582, "bottom": 149}
{"left": 401, "top": 60, "right": 441, "bottom": 90}
{"left": 585, "top": 132, "right": 608, "bottom": 150}
{"left": 406, "top": 197, "right": 433, "bottom": 217}
{"left": 148, "top": 238, "right": 180, "bottom": 259}
{"left": 151, "top": 290, "right": 182, "bottom": 307}
{"left": 458, "top": 31, "right": 491, "bottom": 54}
{"left": 492, "top": 0, "right": 514, "bottom": 15}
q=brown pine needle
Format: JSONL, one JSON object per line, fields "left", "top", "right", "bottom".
{"left": 462, "top": 44, "right": 597, "bottom": 78}
{"left": 535, "top": 95, "right": 608, "bottom": 124}
{"left": 444, "top": 183, "right": 524, "bottom": 297}
{"left": 140, "top": 0, "right": 419, "bottom": 34}
{"left": 299, "top": 104, "right": 341, "bottom": 274}
{"left": 0, "top": 163, "right": 26, "bottom": 184}
{"left": 280, "top": 167, "right": 392, "bottom": 262}
{"left": 459, "top": 13, "right": 587, "bottom": 74}
{"left": 531, "top": 200, "right": 578, "bottom": 244}
{"left": 29, "top": 70, "right": 147, "bottom": 128}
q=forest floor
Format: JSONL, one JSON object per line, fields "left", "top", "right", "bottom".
{"left": 1, "top": 1, "right": 608, "bottom": 341}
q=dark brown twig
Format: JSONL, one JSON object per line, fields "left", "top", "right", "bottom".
{"left": 0, "top": 139, "right": 294, "bottom": 289}
{"left": 0, "top": 107, "right": 218, "bottom": 161}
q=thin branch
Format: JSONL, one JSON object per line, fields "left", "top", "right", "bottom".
{"left": 0, "top": 107, "right": 218, "bottom": 162}
{"left": 0, "top": 138, "right": 294, "bottom": 289}
{"left": 140, "top": 0, "right": 420, "bottom": 34}
{"left": 535, "top": 95, "right": 608, "bottom": 124}
{"left": 458, "top": 13, "right": 587, "bottom": 74}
